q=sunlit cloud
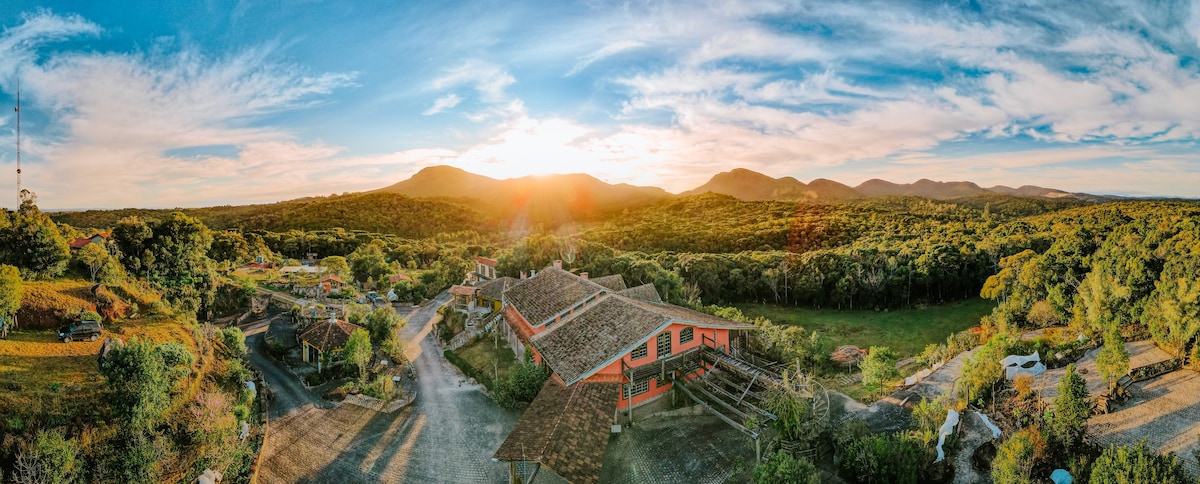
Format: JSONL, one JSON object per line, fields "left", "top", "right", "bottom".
{"left": 4, "top": 0, "right": 1200, "bottom": 209}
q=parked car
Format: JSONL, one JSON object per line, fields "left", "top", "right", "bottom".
{"left": 366, "top": 291, "right": 386, "bottom": 306}
{"left": 59, "top": 320, "right": 103, "bottom": 343}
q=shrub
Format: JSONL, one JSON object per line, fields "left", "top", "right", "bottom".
{"left": 220, "top": 327, "right": 248, "bottom": 357}
{"left": 495, "top": 361, "right": 549, "bottom": 409}
{"left": 14, "top": 429, "right": 80, "bottom": 484}
{"left": 232, "top": 405, "right": 250, "bottom": 422}
{"left": 838, "top": 432, "right": 928, "bottom": 484}
{"left": 753, "top": 450, "right": 819, "bottom": 484}
{"left": 1089, "top": 441, "right": 1190, "bottom": 484}
{"left": 991, "top": 426, "right": 1047, "bottom": 484}
{"left": 79, "top": 309, "right": 102, "bottom": 322}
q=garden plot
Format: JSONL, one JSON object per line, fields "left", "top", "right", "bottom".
{"left": 1086, "top": 369, "right": 1200, "bottom": 476}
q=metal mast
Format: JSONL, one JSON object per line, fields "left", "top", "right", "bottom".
{"left": 14, "top": 77, "right": 20, "bottom": 197}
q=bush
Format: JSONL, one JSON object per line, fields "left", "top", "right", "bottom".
{"left": 1089, "top": 441, "right": 1191, "bottom": 484}
{"left": 495, "top": 361, "right": 549, "bottom": 409}
{"left": 220, "top": 327, "right": 248, "bottom": 357}
{"left": 753, "top": 450, "right": 819, "bottom": 484}
{"left": 232, "top": 405, "right": 250, "bottom": 422}
{"left": 14, "top": 428, "right": 81, "bottom": 484}
{"left": 992, "top": 426, "right": 1047, "bottom": 484}
{"left": 79, "top": 309, "right": 102, "bottom": 322}
{"left": 838, "top": 432, "right": 929, "bottom": 484}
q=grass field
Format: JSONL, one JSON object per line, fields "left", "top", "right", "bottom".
{"left": 454, "top": 336, "right": 517, "bottom": 381}
{"left": 736, "top": 298, "right": 995, "bottom": 358}
{"left": 0, "top": 317, "right": 198, "bottom": 419}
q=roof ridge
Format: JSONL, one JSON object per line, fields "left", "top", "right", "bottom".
{"left": 537, "top": 382, "right": 580, "bottom": 460}
{"left": 529, "top": 291, "right": 613, "bottom": 341}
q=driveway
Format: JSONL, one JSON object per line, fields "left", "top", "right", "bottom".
{"left": 256, "top": 292, "right": 521, "bottom": 483}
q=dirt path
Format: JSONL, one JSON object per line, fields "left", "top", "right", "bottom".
{"left": 257, "top": 292, "right": 520, "bottom": 483}
{"left": 952, "top": 412, "right": 995, "bottom": 484}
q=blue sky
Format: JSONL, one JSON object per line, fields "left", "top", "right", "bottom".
{"left": 2, "top": 0, "right": 1200, "bottom": 209}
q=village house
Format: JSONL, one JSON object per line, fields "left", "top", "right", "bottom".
{"left": 68, "top": 232, "right": 109, "bottom": 251}
{"left": 472, "top": 256, "right": 497, "bottom": 283}
{"left": 298, "top": 317, "right": 361, "bottom": 372}
{"left": 492, "top": 262, "right": 755, "bottom": 483}
{"left": 473, "top": 276, "right": 516, "bottom": 313}
{"left": 318, "top": 274, "right": 344, "bottom": 295}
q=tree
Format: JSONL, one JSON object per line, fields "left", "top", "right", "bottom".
{"left": 14, "top": 428, "right": 81, "bottom": 484}
{"left": 991, "top": 426, "right": 1047, "bottom": 484}
{"left": 0, "top": 264, "right": 22, "bottom": 326}
{"left": 1096, "top": 327, "right": 1129, "bottom": 388}
{"left": 343, "top": 328, "right": 372, "bottom": 380}
{"left": 860, "top": 346, "right": 900, "bottom": 396}
{"left": 1089, "top": 441, "right": 1190, "bottom": 484}
{"left": 146, "top": 212, "right": 215, "bottom": 316}
{"left": 320, "top": 255, "right": 351, "bottom": 279}
{"left": 0, "top": 192, "right": 71, "bottom": 278}
{"left": 99, "top": 338, "right": 171, "bottom": 433}
{"left": 363, "top": 307, "right": 406, "bottom": 348}
{"left": 753, "top": 450, "right": 820, "bottom": 484}
{"left": 76, "top": 242, "right": 114, "bottom": 282}
{"left": 1049, "top": 363, "right": 1090, "bottom": 450}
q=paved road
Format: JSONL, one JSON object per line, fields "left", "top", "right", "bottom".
{"left": 242, "top": 314, "right": 326, "bottom": 419}
{"left": 257, "top": 292, "right": 521, "bottom": 483}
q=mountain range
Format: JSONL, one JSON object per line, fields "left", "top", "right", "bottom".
{"left": 383, "top": 165, "right": 1088, "bottom": 204}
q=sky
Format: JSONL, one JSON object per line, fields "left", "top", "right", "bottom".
{"left": 2, "top": 0, "right": 1200, "bottom": 209}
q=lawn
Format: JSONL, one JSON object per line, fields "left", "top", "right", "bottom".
{"left": 736, "top": 298, "right": 995, "bottom": 358}
{"left": 454, "top": 336, "right": 517, "bottom": 382}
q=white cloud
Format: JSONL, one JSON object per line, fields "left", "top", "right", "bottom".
{"left": 0, "top": 11, "right": 357, "bottom": 209}
{"left": 422, "top": 93, "right": 461, "bottom": 115}
{"left": 431, "top": 60, "right": 514, "bottom": 103}
{"left": 566, "top": 40, "right": 643, "bottom": 77}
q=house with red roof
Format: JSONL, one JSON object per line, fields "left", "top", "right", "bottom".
{"left": 299, "top": 317, "right": 362, "bottom": 372}
{"left": 492, "top": 261, "right": 756, "bottom": 483}
{"left": 69, "top": 232, "right": 109, "bottom": 251}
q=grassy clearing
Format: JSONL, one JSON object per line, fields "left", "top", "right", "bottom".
{"left": 736, "top": 298, "right": 995, "bottom": 358}
{"left": 454, "top": 336, "right": 517, "bottom": 381}
{"left": 0, "top": 317, "right": 198, "bottom": 418}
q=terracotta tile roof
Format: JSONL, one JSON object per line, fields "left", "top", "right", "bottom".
{"left": 504, "top": 267, "right": 605, "bottom": 327}
{"left": 620, "top": 298, "right": 757, "bottom": 331}
{"left": 493, "top": 379, "right": 619, "bottom": 484}
{"left": 532, "top": 295, "right": 756, "bottom": 384}
{"left": 589, "top": 274, "right": 627, "bottom": 291}
{"left": 617, "top": 283, "right": 662, "bottom": 303}
{"left": 449, "top": 285, "right": 477, "bottom": 296}
{"left": 389, "top": 273, "right": 414, "bottom": 284}
{"left": 532, "top": 295, "right": 670, "bottom": 384}
{"left": 477, "top": 276, "right": 516, "bottom": 301}
{"left": 319, "top": 274, "right": 343, "bottom": 283}
{"left": 298, "top": 318, "right": 361, "bottom": 353}
{"left": 476, "top": 256, "right": 497, "bottom": 267}
{"left": 69, "top": 238, "right": 93, "bottom": 249}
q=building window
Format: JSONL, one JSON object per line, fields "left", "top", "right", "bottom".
{"left": 657, "top": 331, "right": 672, "bottom": 359}
{"left": 631, "top": 342, "right": 648, "bottom": 360}
{"left": 680, "top": 327, "right": 694, "bottom": 344}
{"left": 624, "top": 379, "right": 649, "bottom": 399}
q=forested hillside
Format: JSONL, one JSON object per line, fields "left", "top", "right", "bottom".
{"left": 51, "top": 192, "right": 490, "bottom": 238}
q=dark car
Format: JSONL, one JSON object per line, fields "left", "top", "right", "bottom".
{"left": 58, "top": 320, "right": 103, "bottom": 343}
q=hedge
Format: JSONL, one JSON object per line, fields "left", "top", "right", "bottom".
{"left": 443, "top": 350, "right": 495, "bottom": 392}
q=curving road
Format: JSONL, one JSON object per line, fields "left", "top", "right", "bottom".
{"left": 256, "top": 292, "right": 521, "bottom": 483}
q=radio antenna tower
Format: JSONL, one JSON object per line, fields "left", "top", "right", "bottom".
{"left": 14, "top": 76, "right": 21, "bottom": 198}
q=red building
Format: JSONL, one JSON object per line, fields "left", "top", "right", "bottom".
{"left": 493, "top": 262, "right": 754, "bottom": 482}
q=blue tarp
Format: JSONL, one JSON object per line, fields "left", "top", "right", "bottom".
{"left": 1051, "top": 469, "right": 1072, "bottom": 484}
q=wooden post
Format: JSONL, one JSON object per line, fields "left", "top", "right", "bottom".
{"left": 509, "top": 461, "right": 516, "bottom": 484}
{"left": 755, "top": 436, "right": 761, "bottom": 463}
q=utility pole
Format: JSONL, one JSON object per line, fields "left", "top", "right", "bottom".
{"left": 14, "top": 76, "right": 21, "bottom": 198}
